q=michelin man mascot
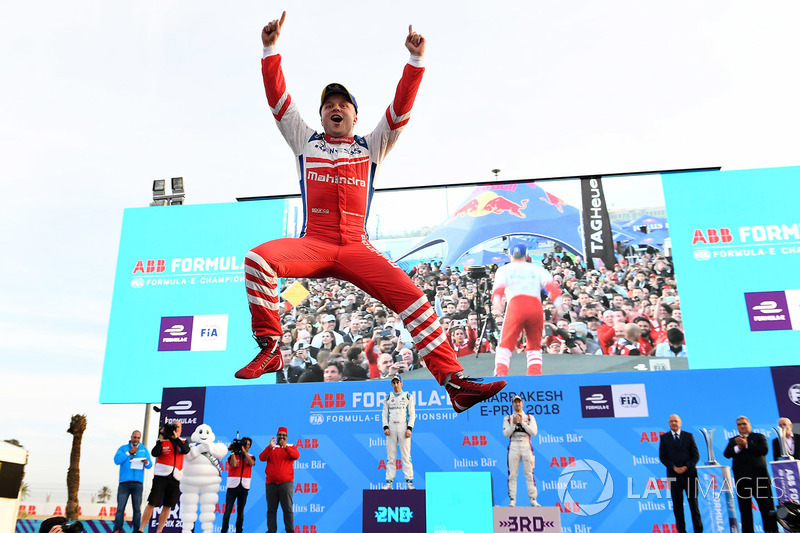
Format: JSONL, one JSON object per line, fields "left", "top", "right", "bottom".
{"left": 179, "top": 424, "right": 228, "bottom": 533}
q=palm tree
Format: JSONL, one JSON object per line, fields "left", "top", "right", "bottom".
{"left": 20, "top": 482, "right": 30, "bottom": 501}
{"left": 66, "top": 414, "right": 87, "bottom": 520}
{"left": 96, "top": 486, "right": 112, "bottom": 503}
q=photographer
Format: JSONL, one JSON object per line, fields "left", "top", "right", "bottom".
{"left": 221, "top": 436, "right": 255, "bottom": 533}
{"left": 141, "top": 420, "right": 190, "bottom": 533}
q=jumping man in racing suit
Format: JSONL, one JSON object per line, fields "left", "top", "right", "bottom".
{"left": 236, "top": 11, "right": 506, "bottom": 413}
{"left": 382, "top": 374, "right": 415, "bottom": 490}
{"left": 492, "top": 243, "right": 562, "bottom": 376}
{"left": 503, "top": 395, "right": 539, "bottom": 507}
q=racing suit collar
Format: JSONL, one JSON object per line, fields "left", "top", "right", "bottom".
{"left": 323, "top": 134, "right": 355, "bottom": 144}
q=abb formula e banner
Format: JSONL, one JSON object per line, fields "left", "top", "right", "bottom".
{"left": 99, "top": 200, "right": 286, "bottom": 403}
{"left": 161, "top": 365, "right": 800, "bottom": 533}
{"left": 662, "top": 165, "right": 800, "bottom": 370}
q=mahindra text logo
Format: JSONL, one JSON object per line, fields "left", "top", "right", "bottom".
{"left": 307, "top": 171, "right": 367, "bottom": 188}
{"left": 164, "top": 325, "right": 187, "bottom": 337}
{"left": 167, "top": 400, "right": 196, "bottom": 416}
{"left": 752, "top": 301, "right": 782, "bottom": 314}
{"left": 375, "top": 506, "right": 413, "bottom": 523}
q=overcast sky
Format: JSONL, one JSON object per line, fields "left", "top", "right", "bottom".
{"left": 2, "top": 0, "right": 799, "bottom": 496}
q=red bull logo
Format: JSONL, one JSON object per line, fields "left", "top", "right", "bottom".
{"left": 540, "top": 191, "right": 566, "bottom": 213}
{"left": 451, "top": 192, "right": 528, "bottom": 219}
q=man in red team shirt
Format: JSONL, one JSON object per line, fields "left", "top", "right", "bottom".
{"left": 141, "top": 420, "right": 190, "bottom": 533}
{"left": 259, "top": 427, "right": 300, "bottom": 533}
{"left": 236, "top": 12, "right": 505, "bottom": 413}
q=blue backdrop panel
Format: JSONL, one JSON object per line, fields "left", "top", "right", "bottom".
{"left": 662, "top": 166, "right": 800, "bottom": 370}
{"left": 425, "top": 472, "right": 493, "bottom": 533}
{"left": 100, "top": 200, "right": 286, "bottom": 404}
{"left": 168, "top": 366, "right": 785, "bottom": 532}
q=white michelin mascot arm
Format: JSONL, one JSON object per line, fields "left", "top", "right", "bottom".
{"left": 180, "top": 424, "right": 225, "bottom": 533}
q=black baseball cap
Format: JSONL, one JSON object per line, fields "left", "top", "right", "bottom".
{"left": 320, "top": 83, "right": 358, "bottom": 114}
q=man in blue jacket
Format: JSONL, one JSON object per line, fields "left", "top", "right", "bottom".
{"left": 113, "top": 430, "right": 152, "bottom": 533}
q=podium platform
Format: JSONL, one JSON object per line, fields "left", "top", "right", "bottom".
{"left": 492, "top": 506, "right": 561, "bottom": 533}
{"left": 362, "top": 489, "right": 427, "bottom": 532}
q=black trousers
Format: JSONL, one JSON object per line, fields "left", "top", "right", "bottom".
{"left": 734, "top": 475, "right": 778, "bottom": 533}
{"left": 266, "top": 481, "right": 294, "bottom": 533}
{"left": 668, "top": 473, "right": 703, "bottom": 533}
{"left": 221, "top": 485, "right": 249, "bottom": 533}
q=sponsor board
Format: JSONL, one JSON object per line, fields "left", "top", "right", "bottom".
{"left": 662, "top": 166, "right": 800, "bottom": 370}
{"left": 177, "top": 368, "right": 782, "bottom": 532}
{"left": 101, "top": 199, "right": 285, "bottom": 403}
{"left": 158, "top": 314, "right": 228, "bottom": 351}
{"left": 579, "top": 384, "right": 648, "bottom": 418}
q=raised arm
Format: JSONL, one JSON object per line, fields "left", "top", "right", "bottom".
{"left": 261, "top": 11, "right": 286, "bottom": 48}
{"left": 405, "top": 25, "right": 426, "bottom": 57}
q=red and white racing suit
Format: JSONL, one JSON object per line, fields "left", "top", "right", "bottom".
{"left": 492, "top": 261, "right": 561, "bottom": 375}
{"left": 245, "top": 47, "right": 463, "bottom": 384}
{"left": 503, "top": 411, "right": 538, "bottom": 506}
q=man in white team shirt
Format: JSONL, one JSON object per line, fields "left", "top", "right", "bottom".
{"left": 491, "top": 243, "right": 562, "bottom": 376}
{"left": 503, "top": 395, "right": 540, "bottom": 506}
{"left": 382, "top": 374, "right": 416, "bottom": 489}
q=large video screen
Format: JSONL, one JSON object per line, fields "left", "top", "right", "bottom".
{"left": 101, "top": 166, "right": 800, "bottom": 404}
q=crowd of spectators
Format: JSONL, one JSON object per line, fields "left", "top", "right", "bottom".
{"left": 272, "top": 247, "right": 686, "bottom": 382}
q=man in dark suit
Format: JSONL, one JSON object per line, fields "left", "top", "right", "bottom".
{"left": 772, "top": 417, "right": 800, "bottom": 460}
{"left": 659, "top": 414, "right": 703, "bottom": 533}
{"left": 723, "top": 416, "right": 778, "bottom": 533}
{"left": 275, "top": 346, "right": 303, "bottom": 383}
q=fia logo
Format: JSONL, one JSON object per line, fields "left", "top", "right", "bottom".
{"left": 375, "top": 506, "right": 413, "bottom": 523}
{"left": 200, "top": 327, "right": 219, "bottom": 338}
{"left": 619, "top": 393, "right": 640, "bottom": 407}
{"left": 309, "top": 414, "right": 324, "bottom": 425}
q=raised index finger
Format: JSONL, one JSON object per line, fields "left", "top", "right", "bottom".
{"left": 408, "top": 24, "right": 413, "bottom": 36}
{"left": 278, "top": 11, "right": 286, "bottom": 29}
